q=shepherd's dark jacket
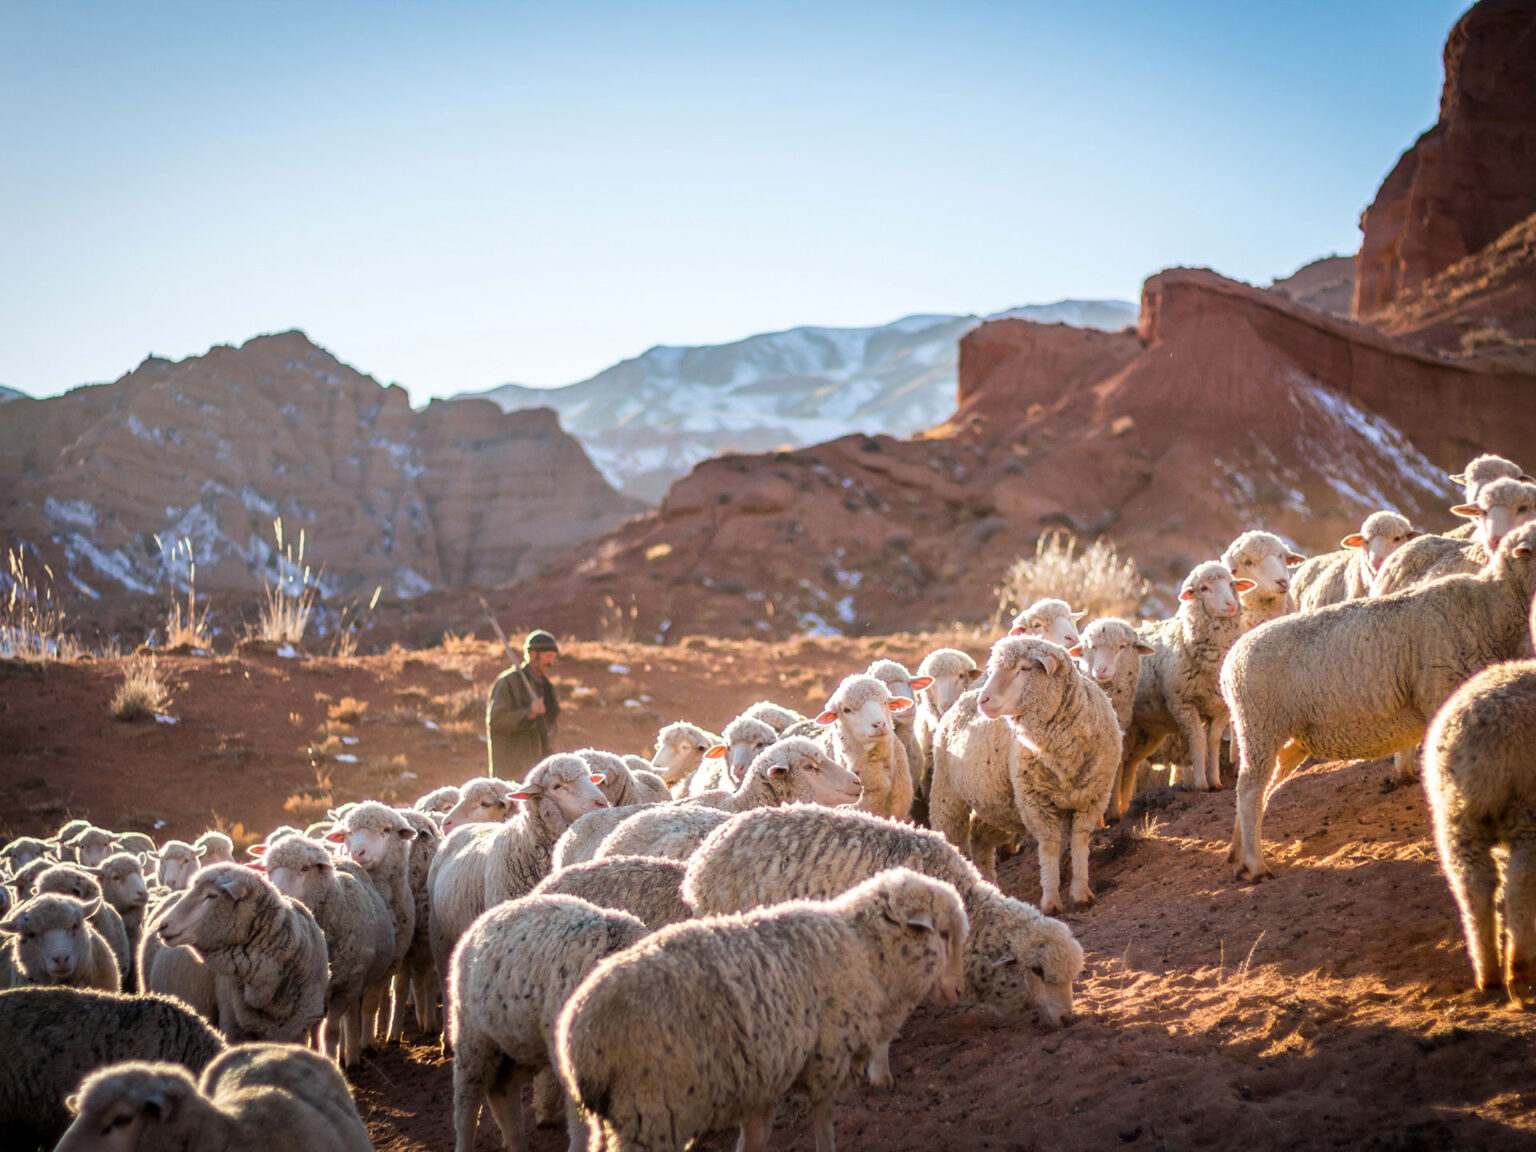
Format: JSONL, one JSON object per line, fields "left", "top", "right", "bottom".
{"left": 485, "top": 661, "right": 560, "bottom": 778}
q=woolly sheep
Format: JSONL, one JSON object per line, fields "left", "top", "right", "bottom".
{"left": 1009, "top": 597, "right": 1086, "bottom": 649}
{"left": 1424, "top": 656, "right": 1536, "bottom": 1003}
{"left": 155, "top": 841, "right": 200, "bottom": 891}
{"left": 594, "top": 737, "right": 863, "bottom": 862}
{"left": 649, "top": 721, "right": 720, "bottom": 795}
{"left": 450, "top": 894, "right": 648, "bottom": 1152}
{"left": 33, "top": 866, "right": 131, "bottom": 989}
{"left": 93, "top": 852, "right": 151, "bottom": 952}
{"left": 550, "top": 803, "right": 653, "bottom": 871}
{"left": 1, "top": 894, "right": 119, "bottom": 992}
{"left": 155, "top": 864, "right": 328, "bottom": 1044}
{"left": 440, "top": 778, "right": 516, "bottom": 835}
{"left": 427, "top": 754, "right": 611, "bottom": 993}
{"left": 63, "top": 828, "right": 117, "bottom": 870}
{"left": 929, "top": 636, "right": 1122, "bottom": 912}
{"left": 0, "top": 986, "right": 223, "bottom": 1150}
{"left": 137, "top": 892, "right": 218, "bottom": 1022}
{"left": 700, "top": 713, "right": 779, "bottom": 793}
{"left": 577, "top": 747, "right": 672, "bottom": 807}
{"left": 531, "top": 856, "right": 693, "bottom": 931}
{"left": 0, "top": 838, "right": 53, "bottom": 874}
{"left": 911, "top": 648, "right": 982, "bottom": 785}
{"left": 742, "top": 700, "right": 805, "bottom": 733}
{"left": 259, "top": 834, "right": 394, "bottom": 1068}
{"left": 1114, "top": 561, "right": 1254, "bottom": 814}
{"left": 414, "top": 784, "right": 462, "bottom": 819}
{"left": 816, "top": 673, "right": 914, "bottom": 820}
{"left": 684, "top": 804, "right": 1084, "bottom": 1030}
{"left": 394, "top": 808, "right": 444, "bottom": 1036}
{"left": 1372, "top": 478, "right": 1536, "bottom": 595}
{"left": 1068, "top": 618, "right": 1155, "bottom": 733}
{"left": 1221, "top": 530, "right": 1304, "bottom": 631}
{"left": 55, "top": 1042, "right": 373, "bottom": 1152}
{"left": 558, "top": 867, "right": 967, "bottom": 1152}
{"left": 867, "top": 658, "right": 934, "bottom": 805}
{"left": 324, "top": 802, "right": 416, "bottom": 1045}
{"left": 1224, "top": 521, "right": 1536, "bottom": 882}
{"left": 113, "top": 834, "right": 156, "bottom": 857}
{"left": 8, "top": 858, "right": 51, "bottom": 900}
{"left": 1290, "top": 511, "right": 1419, "bottom": 611}
{"left": 1451, "top": 453, "right": 1532, "bottom": 502}
{"left": 192, "top": 832, "right": 236, "bottom": 866}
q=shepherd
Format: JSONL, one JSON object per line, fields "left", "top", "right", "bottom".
{"left": 485, "top": 628, "right": 562, "bottom": 778}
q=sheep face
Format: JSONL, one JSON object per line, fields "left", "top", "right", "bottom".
{"left": 514, "top": 756, "right": 612, "bottom": 822}
{"left": 1, "top": 894, "right": 102, "bottom": 982}
{"left": 267, "top": 855, "right": 334, "bottom": 903}
{"left": 1221, "top": 533, "right": 1303, "bottom": 602}
{"left": 976, "top": 637, "right": 1072, "bottom": 722}
{"left": 37, "top": 865, "right": 103, "bottom": 903}
{"left": 651, "top": 727, "right": 714, "bottom": 785}
{"left": 866, "top": 660, "right": 934, "bottom": 720}
{"left": 0, "top": 837, "right": 51, "bottom": 871}
{"left": 1071, "top": 621, "right": 1154, "bottom": 686}
{"left": 156, "top": 842, "right": 199, "bottom": 890}
{"left": 1343, "top": 512, "right": 1417, "bottom": 575}
{"left": 1450, "top": 453, "right": 1530, "bottom": 502}
{"left": 1453, "top": 479, "right": 1536, "bottom": 553}
{"left": 441, "top": 779, "right": 515, "bottom": 835}
{"left": 158, "top": 865, "right": 263, "bottom": 950}
{"left": 925, "top": 667, "right": 982, "bottom": 715}
{"left": 719, "top": 717, "right": 777, "bottom": 780}
{"left": 816, "top": 675, "right": 909, "bottom": 744}
{"left": 1179, "top": 564, "right": 1249, "bottom": 619}
{"left": 192, "top": 833, "right": 235, "bottom": 865}
{"left": 415, "top": 786, "right": 461, "bottom": 817}
{"left": 756, "top": 738, "right": 862, "bottom": 806}
{"left": 1009, "top": 599, "right": 1084, "bottom": 650}
{"left": 96, "top": 853, "right": 150, "bottom": 913}
{"left": 58, "top": 1064, "right": 196, "bottom": 1152}
{"left": 334, "top": 818, "right": 416, "bottom": 872}
{"left": 66, "top": 829, "right": 116, "bottom": 869}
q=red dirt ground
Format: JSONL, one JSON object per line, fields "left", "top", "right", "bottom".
{"left": 4, "top": 637, "right": 1535, "bottom": 1150}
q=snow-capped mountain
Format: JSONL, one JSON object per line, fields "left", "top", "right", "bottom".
{"left": 465, "top": 300, "right": 1137, "bottom": 502}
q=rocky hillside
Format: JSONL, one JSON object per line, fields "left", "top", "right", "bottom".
{"left": 0, "top": 332, "right": 641, "bottom": 601}
{"left": 466, "top": 301, "right": 1136, "bottom": 502}
{"left": 1267, "top": 255, "right": 1355, "bottom": 317}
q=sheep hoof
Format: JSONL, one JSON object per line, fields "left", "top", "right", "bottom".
{"left": 1234, "top": 862, "right": 1272, "bottom": 884}
{"left": 1040, "top": 896, "right": 1065, "bottom": 916}
{"left": 1072, "top": 888, "right": 1097, "bottom": 909}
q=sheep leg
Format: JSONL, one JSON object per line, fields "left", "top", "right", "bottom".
{"left": 532, "top": 1067, "right": 564, "bottom": 1126}
{"left": 1437, "top": 825, "right": 1501, "bottom": 991}
{"left": 1231, "top": 735, "right": 1305, "bottom": 882}
{"left": 866, "top": 1040, "right": 893, "bottom": 1089}
{"left": 564, "top": 1094, "right": 592, "bottom": 1152}
{"left": 1394, "top": 744, "right": 1421, "bottom": 784}
{"left": 1033, "top": 820, "right": 1066, "bottom": 916}
{"left": 737, "top": 1106, "right": 776, "bottom": 1152}
{"left": 967, "top": 819, "right": 1012, "bottom": 885}
{"left": 1204, "top": 715, "right": 1228, "bottom": 792}
{"left": 1067, "top": 809, "right": 1097, "bottom": 908}
{"left": 1503, "top": 838, "right": 1536, "bottom": 1006}
{"left": 1173, "top": 707, "right": 1210, "bottom": 793}
{"left": 483, "top": 1064, "right": 532, "bottom": 1152}
{"left": 361, "top": 977, "right": 388, "bottom": 1053}
{"left": 321, "top": 1001, "right": 344, "bottom": 1064}
{"left": 809, "top": 1096, "right": 838, "bottom": 1152}
{"left": 451, "top": 1037, "right": 492, "bottom": 1152}
{"left": 343, "top": 995, "right": 365, "bottom": 1069}
{"left": 1110, "top": 729, "right": 1164, "bottom": 823}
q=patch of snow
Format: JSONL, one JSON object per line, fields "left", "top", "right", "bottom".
{"left": 68, "top": 573, "right": 101, "bottom": 599}
{"left": 797, "top": 612, "right": 841, "bottom": 638}
{"left": 423, "top": 719, "right": 439, "bottom": 730}
{"left": 241, "top": 486, "right": 277, "bottom": 516}
{"left": 834, "top": 596, "right": 856, "bottom": 625}
{"left": 44, "top": 498, "right": 98, "bottom": 528}
{"left": 335, "top": 753, "right": 358, "bottom": 763}
{"left": 275, "top": 643, "right": 299, "bottom": 658}
{"left": 393, "top": 567, "right": 434, "bottom": 599}
{"left": 341, "top": 735, "right": 359, "bottom": 745}
{"left": 57, "top": 533, "right": 156, "bottom": 594}
{"left": 153, "top": 713, "right": 178, "bottom": 725}
{"left": 608, "top": 663, "right": 630, "bottom": 674}
{"left": 623, "top": 698, "right": 642, "bottom": 708}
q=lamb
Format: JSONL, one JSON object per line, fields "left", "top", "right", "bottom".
{"left": 1113, "top": 561, "right": 1255, "bottom": 814}
{"left": 155, "top": 864, "right": 328, "bottom": 1044}
{"left": 439, "top": 778, "right": 516, "bottom": 835}
{"left": 929, "top": 636, "right": 1122, "bottom": 912}
{"left": 155, "top": 841, "right": 200, "bottom": 891}
{"left": 1068, "top": 618, "right": 1154, "bottom": 733}
{"left": 56, "top": 1042, "right": 373, "bottom": 1152}
{"left": 531, "top": 856, "right": 693, "bottom": 931}
{"left": 1224, "top": 521, "right": 1536, "bottom": 882}
{"left": 1221, "top": 530, "right": 1304, "bottom": 631}
{"left": 684, "top": 804, "right": 1084, "bottom": 1030}
{"left": 0, "top": 838, "right": 53, "bottom": 874}
{"left": 450, "top": 894, "right": 649, "bottom": 1152}
{"left": 62, "top": 828, "right": 117, "bottom": 870}
{"left": 33, "top": 865, "right": 132, "bottom": 989}
{"left": 192, "top": 832, "right": 236, "bottom": 866}
{"left": 594, "top": 737, "right": 863, "bottom": 862}
{"left": 414, "top": 785, "right": 462, "bottom": 819}
{"left": 1372, "top": 478, "right": 1536, "bottom": 595}
{"left": 649, "top": 721, "right": 720, "bottom": 795}
{"left": 427, "top": 754, "right": 611, "bottom": 992}
{"left": 1008, "top": 597, "right": 1085, "bottom": 649}
{"left": 0, "top": 986, "right": 223, "bottom": 1150}
{"left": 558, "top": 868, "right": 967, "bottom": 1152}
{"left": 323, "top": 802, "right": 416, "bottom": 1044}
{"left": 93, "top": 852, "right": 151, "bottom": 956}
{"left": 1423, "top": 655, "right": 1536, "bottom": 1004}
{"left": 700, "top": 713, "right": 779, "bottom": 793}
{"left": 866, "top": 658, "right": 934, "bottom": 808}
{"left": 816, "top": 672, "right": 914, "bottom": 820}
{"left": 1, "top": 894, "right": 120, "bottom": 992}
{"left": 1290, "top": 511, "right": 1419, "bottom": 611}
{"left": 910, "top": 648, "right": 983, "bottom": 794}
{"left": 577, "top": 747, "right": 672, "bottom": 806}
{"left": 742, "top": 700, "right": 805, "bottom": 733}
{"left": 257, "top": 834, "right": 394, "bottom": 1068}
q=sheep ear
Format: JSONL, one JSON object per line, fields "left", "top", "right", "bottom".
{"left": 909, "top": 676, "right": 935, "bottom": 692}
{"left": 1178, "top": 588, "right": 1195, "bottom": 601}
{"left": 249, "top": 862, "right": 266, "bottom": 873}
{"left": 1135, "top": 641, "right": 1156, "bottom": 655}
{"left": 1341, "top": 534, "right": 1366, "bottom": 549}
{"left": 247, "top": 844, "right": 267, "bottom": 858}
{"left": 887, "top": 697, "right": 913, "bottom": 712}
{"left": 966, "top": 668, "right": 985, "bottom": 683}
{"left": 194, "top": 844, "right": 209, "bottom": 857}
{"left": 1450, "top": 504, "right": 1482, "bottom": 519}
{"left": 1407, "top": 529, "right": 1422, "bottom": 540}
{"left": 508, "top": 784, "right": 541, "bottom": 801}
{"left": 323, "top": 830, "right": 346, "bottom": 844}
{"left": 703, "top": 745, "right": 727, "bottom": 760}
{"left": 0, "top": 913, "right": 20, "bottom": 934}
{"left": 1513, "top": 543, "right": 1534, "bottom": 559}
{"left": 1032, "top": 652, "right": 1063, "bottom": 677}
{"left": 1007, "top": 625, "right": 1027, "bottom": 636}
{"left": 766, "top": 760, "right": 790, "bottom": 777}
{"left": 815, "top": 710, "right": 838, "bottom": 725}
{"left": 82, "top": 897, "right": 102, "bottom": 918}
{"left": 1067, "top": 644, "right": 1083, "bottom": 658}
{"left": 1233, "top": 579, "right": 1258, "bottom": 593}
{"left": 1071, "top": 609, "right": 1088, "bottom": 621}
{"left": 1286, "top": 553, "right": 1305, "bottom": 566}
{"left": 1449, "top": 471, "right": 1466, "bottom": 484}
{"left": 396, "top": 826, "right": 418, "bottom": 841}
{"left": 218, "top": 877, "right": 247, "bottom": 900}
{"left": 905, "top": 910, "right": 935, "bottom": 933}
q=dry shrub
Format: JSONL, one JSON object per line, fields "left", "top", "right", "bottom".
{"left": 255, "top": 518, "right": 320, "bottom": 643}
{"left": 327, "top": 697, "right": 368, "bottom": 725}
{"left": 284, "top": 766, "right": 335, "bottom": 818}
{"left": 160, "top": 536, "right": 212, "bottom": 649}
{"left": 993, "top": 532, "right": 1150, "bottom": 628}
{"left": 111, "top": 657, "right": 168, "bottom": 721}
{"left": 599, "top": 596, "right": 639, "bottom": 643}
{"left": 3, "top": 547, "right": 82, "bottom": 662}
{"left": 429, "top": 687, "right": 482, "bottom": 721}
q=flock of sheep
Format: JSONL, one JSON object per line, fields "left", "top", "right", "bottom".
{"left": 2, "top": 451, "right": 1536, "bottom": 1152}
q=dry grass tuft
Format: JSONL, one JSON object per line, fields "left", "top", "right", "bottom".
{"left": 255, "top": 517, "right": 320, "bottom": 644}
{"left": 159, "top": 537, "right": 212, "bottom": 649}
{"left": 993, "top": 532, "right": 1151, "bottom": 627}
{"left": 327, "top": 696, "right": 369, "bottom": 725}
{"left": 111, "top": 657, "right": 168, "bottom": 721}
{"left": 3, "top": 547, "right": 82, "bottom": 662}
{"left": 598, "top": 595, "right": 639, "bottom": 644}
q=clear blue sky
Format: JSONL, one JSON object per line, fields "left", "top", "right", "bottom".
{"left": 1, "top": 1, "right": 1466, "bottom": 404}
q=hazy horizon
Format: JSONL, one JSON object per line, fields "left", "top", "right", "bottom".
{"left": 2, "top": 1, "right": 1465, "bottom": 404}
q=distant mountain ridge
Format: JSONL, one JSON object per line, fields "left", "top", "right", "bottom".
{"left": 463, "top": 300, "right": 1137, "bottom": 501}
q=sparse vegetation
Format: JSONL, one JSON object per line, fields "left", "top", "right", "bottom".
{"left": 599, "top": 595, "right": 639, "bottom": 643}
{"left": 255, "top": 517, "right": 321, "bottom": 644}
{"left": 327, "top": 696, "right": 369, "bottom": 725}
{"left": 159, "top": 535, "right": 213, "bottom": 649}
{"left": 110, "top": 656, "right": 169, "bottom": 720}
{"left": 993, "top": 532, "right": 1151, "bottom": 628}
{"left": 2, "top": 546, "right": 82, "bottom": 662}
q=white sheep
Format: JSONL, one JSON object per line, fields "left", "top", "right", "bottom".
{"left": 1115, "top": 561, "right": 1255, "bottom": 812}
{"left": 258, "top": 833, "right": 394, "bottom": 1068}
{"left": 414, "top": 784, "right": 462, "bottom": 819}
{"left": 450, "top": 894, "right": 649, "bottom": 1152}
{"left": 439, "top": 777, "right": 516, "bottom": 835}
{"left": 741, "top": 700, "right": 805, "bottom": 733}
{"left": 929, "top": 636, "right": 1122, "bottom": 912}
{"left": 911, "top": 648, "right": 984, "bottom": 803}
{"left": 155, "top": 864, "right": 328, "bottom": 1044}
{"left": 649, "top": 721, "right": 720, "bottom": 795}
{"left": 154, "top": 840, "right": 200, "bottom": 891}
{"left": 593, "top": 737, "right": 863, "bottom": 862}
{"left": 1423, "top": 655, "right": 1536, "bottom": 1004}
{"left": 1448, "top": 451, "right": 1532, "bottom": 511}
{"left": 0, "top": 838, "right": 53, "bottom": 874}
{"left": 576, "top": 747, "right": 672, "bottom": 806}
{"left": 93, "top": 852, "right": 151, "bottom": 954}
{"left": 0, "top": 986, "right": 224, "bottom": 1150}
{"left": 550, "top": 803, "right": 656, "bottom": 871}
{"left": 32, "top": 865, "right": 132, "bottom": 989}
{"left": 1224, "top": 521, "right": 1536, "bottom": 882}
{"left": 531, "top": 855, "right": 693, "bottom": 931}
{"left": 427, "top": 754, "right": 611, "bottom": 994}
{"left": 866, "top": 658, "right": 934, "bottom": 808}
{"left": 1290, "top": 511, "right": 1419, "bottom": 611}
{"left": 1221, "top": 530, "right": 1304, "bottom": 631}
{"left": 683, "top": 804, "right": 1085, "bottom": 1031}
{"left": 61, "top": 828, "right": 117, "bottom": 870}
{"left": 55, "top": 1042, "right": 373, "bottom": 1152}
{"left": 698, "top": 713, "right": 779, "bottom": 794}
{"left": 1009, "top": 597, "right": 1086, "bottom": 649}
{"left": 396, "top": 808, "right": 444, "bottom": 1036}
{"left": 137, "top": 893, "right": 219, "bottom": 1022}
{"left": 816, "top": 673, "right": 914, "bottom": 820}
{"left": 192, "top": 832, "right": 236, "bottom": 867}
{"left": 558, "top": 867, "right": 967, "bottom": 1152}
{"left": 1, "top": 894, "right": 119, "bottom": 992}
{"left": 1372, "top": 478, "right": 1536, "bottom": 595}
{"left": 1069, "top": 618, "right": 1155, "bottom": 734}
